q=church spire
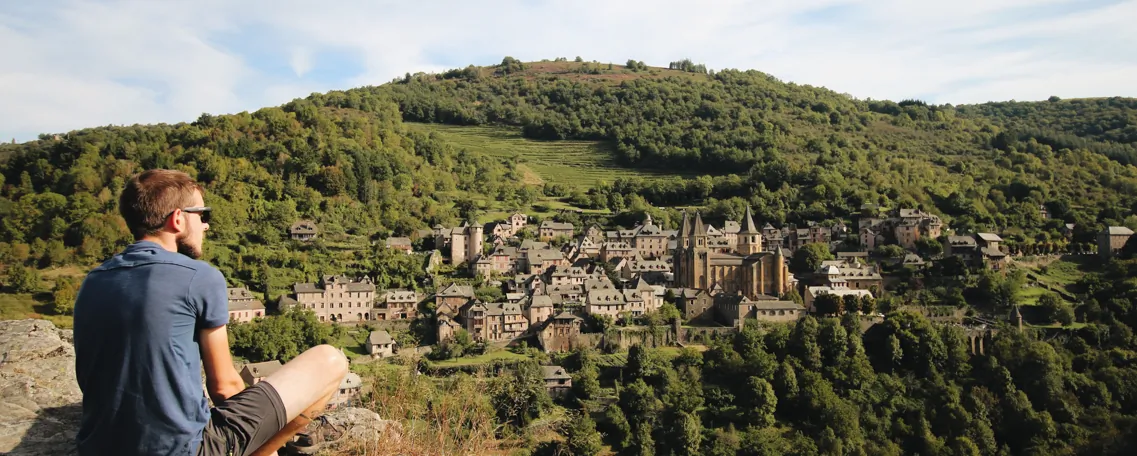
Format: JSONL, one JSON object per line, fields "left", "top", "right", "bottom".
{"left": 693, "top": 211, "right": 705, "bottom": 237}
{"left": 679, "top": 210, "right": 691, "bottom": 237}
{"left": 741, "top": 205, "right": 759, "bottom": 234}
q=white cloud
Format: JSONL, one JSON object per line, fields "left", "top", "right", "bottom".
{"left": 2, "top": 0, "right": 1136, "bottom": 142}
{"left": 289, "top": 47, "right": 313, "bottom": 77}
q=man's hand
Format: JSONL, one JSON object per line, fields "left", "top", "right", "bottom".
{"left": 199, "top": 324, "right": 245, "bottom": 403}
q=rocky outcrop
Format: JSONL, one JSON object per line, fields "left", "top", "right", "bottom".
{"left": 288, "top": 407, "right": 403, "bottom": 455}
{"left": 0, "top": 319, "right": 402, "bottom": 456}
{"left": 0, "top": 319, "right": 81, "bottom": 456}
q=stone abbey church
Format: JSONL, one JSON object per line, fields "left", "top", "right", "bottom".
{"left": 673, "top": 207, "right": 792, "bottom": 300}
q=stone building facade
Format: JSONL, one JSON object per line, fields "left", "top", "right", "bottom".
{"left": 292, "top": 275, "right": 377, "bottom": 322}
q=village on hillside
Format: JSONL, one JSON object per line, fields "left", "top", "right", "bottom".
{"left": 220, "top": 203, "right": 1131, "bottom": 399}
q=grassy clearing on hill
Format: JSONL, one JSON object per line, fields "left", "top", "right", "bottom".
{"left": 408, "top": 123, "right": 693, "bottom": 189}
{"left": 429, "top": 348, "right": 530, "bottom": 367}
{"left": 1019, "top": 255, "right": 1095, "bottom": 304}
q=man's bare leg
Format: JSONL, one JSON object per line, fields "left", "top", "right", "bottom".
{"left": 248, "top": 344, "right": 349, "bottom": 456}
{"left": 249, "top": 389, "right": 336, "bottom": 456}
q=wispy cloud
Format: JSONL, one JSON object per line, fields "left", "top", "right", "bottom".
{"left": 1, "top": 0, "right": 1135, "bottom": 142}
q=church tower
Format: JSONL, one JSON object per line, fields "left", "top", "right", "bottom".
{"left": 693, "top": 211, "right": 707, "bottom": 249}
{"left": 467, "top": 223, "right": 484, "bottom": 264}
{"left": 773, "top": 247, "right": 786, "bottom": 295}
{"left": 679, "top": 210, "right": 691, "bottom": 249}
{"left": 692, "top": 212, "right": 708, "bottom": 289}
{"left": 738, "top": 206, "right": 763, "bottom": 255}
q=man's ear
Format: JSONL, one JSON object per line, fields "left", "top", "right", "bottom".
{"left": 167, "top": 208, "right": 186, "bottom": 234}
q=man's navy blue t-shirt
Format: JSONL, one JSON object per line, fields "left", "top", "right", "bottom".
{"left": 73, "top": 240, "right": 230, "bottom": 455}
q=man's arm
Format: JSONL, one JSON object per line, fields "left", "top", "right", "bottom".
{"left": 200, "top": 324, "right": 246, "bottom": 403}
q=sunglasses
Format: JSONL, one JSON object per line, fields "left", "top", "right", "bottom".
{"left": 181, "top": 206, "right": 213, "bottom": 224}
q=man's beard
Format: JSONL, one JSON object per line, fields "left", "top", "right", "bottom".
{"left": 176, "top": 232, "right": 203, "bottom": 259}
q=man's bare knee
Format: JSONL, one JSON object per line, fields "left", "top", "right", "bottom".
{"left": 262, "top": 345, "right": 349, "bottom": 422}
{"left": 308, "top": 344, "right": 349, "bottom": 376}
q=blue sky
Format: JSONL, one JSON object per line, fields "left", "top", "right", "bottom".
{"left": 2, "top": 0, "right": 1136, "bottom": 143}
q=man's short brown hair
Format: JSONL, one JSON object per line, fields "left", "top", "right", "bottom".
{"left": 119, "top": 169, "right": 203, "bottom": 240}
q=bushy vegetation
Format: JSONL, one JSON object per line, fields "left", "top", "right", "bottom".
{"left": 371, "top": 60, "right": 1137, "bottom": 249}
{"left": 0, "top": 94, "right": 532, "bottom": 300}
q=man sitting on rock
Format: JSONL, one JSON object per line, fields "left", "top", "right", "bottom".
{"left": 72, "top": 169, "right": 349, "bottom": 456}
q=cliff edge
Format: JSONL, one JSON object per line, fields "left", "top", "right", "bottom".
{"left": 0, "top": 319, "right": 81, "bottom": 455}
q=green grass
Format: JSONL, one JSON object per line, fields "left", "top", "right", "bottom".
{"left": 1030, "top": 322, "right": 1088, "bottom": 330}
{"left": 1019, "top": 286, "right": 1050, "bottom": 306}
{"left": 0, "top": 292, "right": 73, "bottom": 328}
{"left": 333, "top": 328, "right": 371, "bottom": 359}
{"left": 431, "top": 349, "right": 529, "bottom": 367}
{"left": 1020, "top": 256, "right": 1093, "bottom": 304}
{"left": 408, "top": 123, "right": 696, "bottom": 189}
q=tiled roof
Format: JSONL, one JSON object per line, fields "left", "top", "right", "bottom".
{"left": 977, "top": 233, "right": 1003, "bottom": 242}
{"left": 541, "top": 366, "right": 572, "bottom": 380}
{"left": 385, "top": 237, "right": 412, "bottom": 247}
{"left": 540, "top": 221, "right": 574, "bottom": 230}
{"left": 290, "top": 220, "right": 318, "bottom": 234}
{"left": 242, "top": 360, "right": 283, "bottom": 378}
{"left": 369, "top": 330, "right": 393, "bottom": 345}
{"left": 228, "top": 299, "right": 265, "bottom": 312}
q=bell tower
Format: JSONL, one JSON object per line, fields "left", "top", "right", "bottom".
{"left": 738, "top": 206, "right": 763, "bottom": 255}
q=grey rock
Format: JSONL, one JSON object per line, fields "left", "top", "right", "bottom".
{"left": 0, "top": 319, "right": 81, "bottom": 455}
{"left": 288, "top": 407, "right": 403, "bottom": 455}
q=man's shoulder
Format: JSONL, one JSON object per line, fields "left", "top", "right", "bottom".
{"left": 89, "top": 246, "right": 222, "bottom": 280}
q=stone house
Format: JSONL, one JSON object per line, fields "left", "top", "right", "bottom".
{"left": 676, "top": 288, "right": 715, "bottom": 322}
{"left": 714, "top": 293, "right": 805, "bottom": 327}
{"left": 600, "top": 241, "right": 636, "bottom": 263}
{"left": 814, "top": 258, "right": 883, "bottom": 291}
{"left": 575, "top": 236, "right": 602, "bottom": 257}
{"left": 621, "top": 255, "right": 672, "bottom": 284}
{"left": 539, "top": 221, "right": 574, "bottom": 241}
{"left": 892, "top": 208, "right": 943, "bottom": 250}
{"left": 525, "top": 295, "right": 555, "bottom": 326}
{"left": 292, "top": 275, "right": 377, "bottom": 322}
{"left": 630, "top": 215, "right": 670, "bottom": 259}
{"left": 536, "top": 311, "right": 584, "bottom": 352}
{"left": 366, "top": 330, "right": 396, "bottom": 358}
{"left": 487, "top": 222, "right": 512, "bottom": 239}
{"left": 290, "top": 220, "right": 318, "bottom": 242}
{"left": 1098, "top": 226, "right": 1134, "bottom": 259}
{"left": 510, "top": 213, "right": 529, "bottom": 233}
{"left": 946, "top": 234, "right": 1006, "bottom": 269}
{"left": 473, "top": 256, "right": 493, "bottom": 279}
{"left": 488, "top": 247, "right": 517, "bottom": 274}
{"left": 762, "top": 223, "right": 784, "bottom": 252}
{"left": 524, "top": 249, "right": 567, "bottom": 275}
{"left": 330, "top": 372, "right": 362, "bottom": 409}
{"left": 587, "top": 288, "right": 626, "bottom": 318}
{"left": 375, "top": 289, "right": 419, "bottom": 320}
{"left": 804, "top": 285, "right": 873, "bottom": 313}
{"left": 227, "top": 287, "right": 265, "bottom": 323}
{"left": 437, "top": 314, "right": 460, "bottom": 343}
{"left": 240, "top": 360, "right": 283, "bottom": 386}
{"left": 541, "top": 365, "right": 573, "bottom": 398}
{"left": 384, "top": 237, "right": 412, "bottom": 253}
{"left": 976, "top": 233, "right": 1007, "bottom": 270}
{"left": 435, "top": 283, "right": 476, "bottom": 316}
{"left": 859, "top": 226, "right": 885, "bottom": 252}
{"left": 484, "top": 303, "right": 529, "bottom": 342}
